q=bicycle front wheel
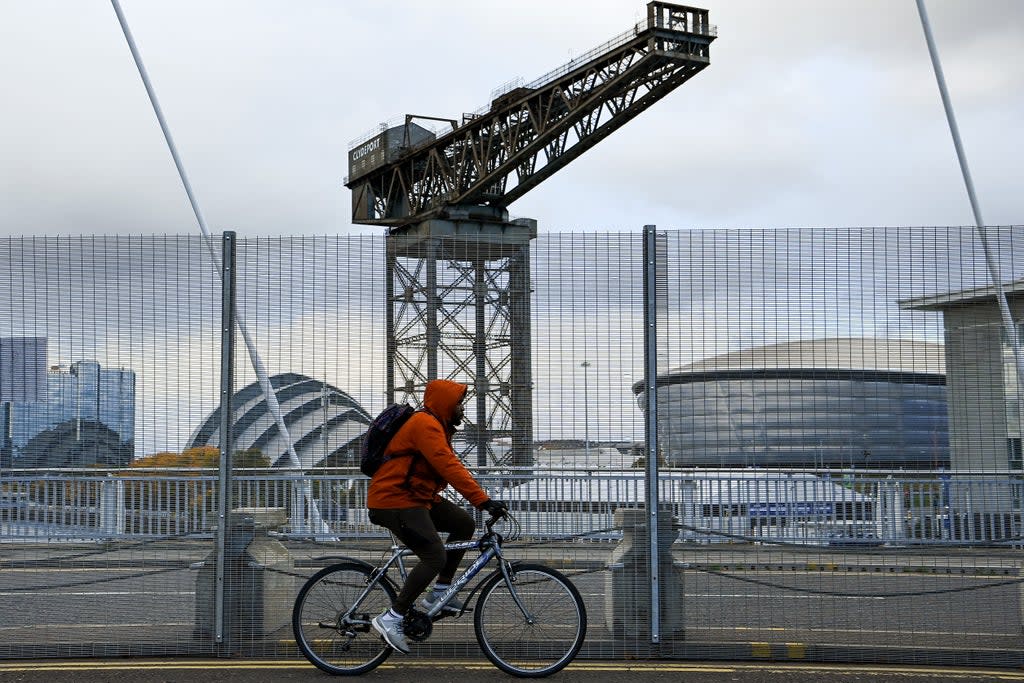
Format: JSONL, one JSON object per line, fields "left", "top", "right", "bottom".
{"left": 474, "top": 563, "right": 587, "bottom": 678}
{"left": 292, "top": 562, "right": 395, "bottom": 675}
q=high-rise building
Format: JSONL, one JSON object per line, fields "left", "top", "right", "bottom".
{"left": 8, "top": 360, "right": 135, "bottom": 467}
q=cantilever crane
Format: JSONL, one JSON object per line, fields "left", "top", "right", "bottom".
{"left": 346, "top": 2, "right": 715, "bottom": 467}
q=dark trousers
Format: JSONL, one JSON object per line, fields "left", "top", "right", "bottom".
{"left": 368, "top": 498, "right": 476, "bottom": 614}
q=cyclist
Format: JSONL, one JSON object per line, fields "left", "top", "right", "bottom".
{"left": 367, "top": 378, "right": 508, "bottom": 653}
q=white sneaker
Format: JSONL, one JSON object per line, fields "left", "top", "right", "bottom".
{"left": 371, "top": 610, "right": 411, "bottom": 654}
{"left": 420, "top": 591, "right": 465, "bottom": 614}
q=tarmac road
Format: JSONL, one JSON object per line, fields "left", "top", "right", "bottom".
{"left": 2, "top": 539, "right": 1023, "bottom": 675}
{"left": 1, "top": 659, "right": 1023, "bottom": 683}
{"left": 1, "top": 564, "right": 1018, "bottom": 652}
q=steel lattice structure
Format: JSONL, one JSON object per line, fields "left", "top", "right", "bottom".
{"left": 346, "top": 2, "right": 714, "bottom": 467}
{"left": 386, "top": 222, "right": 533, "bottom": 467}
{"left": 347, "top": 3, "right": 715, "bottom": 227}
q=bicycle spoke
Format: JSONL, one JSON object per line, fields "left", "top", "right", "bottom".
{"left": 475, "top": 564, "right": 587, "bottom": 677}
{"left": 293, "top": 563, "right": 394, "bottom": 675}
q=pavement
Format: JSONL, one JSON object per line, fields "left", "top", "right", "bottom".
{"left": 3, "top": 538, "right": 1024, "bottom": 679}
{"left": 0, "top": 658, "right": 1023, "bottom": 683}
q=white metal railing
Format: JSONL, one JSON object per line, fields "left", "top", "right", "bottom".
{"left": 1, "top": 468, "right": 1020, "bottom": 545}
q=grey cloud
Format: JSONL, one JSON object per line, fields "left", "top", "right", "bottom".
{"left": 0, "top": 1, "right": 1020, "bottom": 240}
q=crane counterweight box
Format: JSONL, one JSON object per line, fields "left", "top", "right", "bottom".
{"left": 348, "top": 122, "right": 437, "bottom": 184}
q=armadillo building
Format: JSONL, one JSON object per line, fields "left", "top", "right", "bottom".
{"left": 186, "top": 373, "right": 371, "bottom": 468}
{"left": 634, "top": 338, "right": 949, "bottom": 469}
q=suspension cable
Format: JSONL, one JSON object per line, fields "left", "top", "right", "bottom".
{"left": 109, "top": 1, "right": 331, "bottom": 536}
{"left": 916, "top": 0, "right": 1024, "bottom": 390}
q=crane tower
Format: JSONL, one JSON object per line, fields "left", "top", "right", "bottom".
{"left": 346, "top": 2, "right": 715, "bottom": 467}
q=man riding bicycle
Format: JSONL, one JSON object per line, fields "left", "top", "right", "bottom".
{"left": 367, "top": 378, "right": 507, "bottom": 653}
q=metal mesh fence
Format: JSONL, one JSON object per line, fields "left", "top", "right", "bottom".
{"left": 654, "top": 227, "right": 1024, "bottom": 663}
{"left": 1, "top": 228, "right": 1023, "bottom": 666}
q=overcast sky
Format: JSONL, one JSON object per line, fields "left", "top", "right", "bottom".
{"left": 1, "top": 0, "right": 1021, "bottom": 239}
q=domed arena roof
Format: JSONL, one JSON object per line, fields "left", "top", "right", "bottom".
{"left": 673, "top": 337, "right": 945, "bottom": 374}
{"left": 186, "top": 373, "right": 372, "bottom": 468}
{"left": 20, "top": 420, "right": 132, "bottom": 468}
{"left": 635, "top": 338, "right": 945, "bottom": 392}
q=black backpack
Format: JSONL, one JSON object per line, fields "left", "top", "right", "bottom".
{"left": 359, "top": 404, "right": 416, "bottom": 477}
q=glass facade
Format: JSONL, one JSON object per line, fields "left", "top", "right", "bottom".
{"left": 8, "top": 361, "right": 135, "bottom": 467}
{"left": 652, "top": 370, "right": 949, "bottom": 468}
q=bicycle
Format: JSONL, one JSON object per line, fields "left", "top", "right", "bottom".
{"left": 292, "top": 511, "right": 587, "bottom": 678}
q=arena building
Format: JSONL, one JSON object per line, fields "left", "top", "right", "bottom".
{"left": 633, "top": 338, "right": 949, "bottom": 469}
{"left": 186, "top": 373, "right": 372, "bottom": 468}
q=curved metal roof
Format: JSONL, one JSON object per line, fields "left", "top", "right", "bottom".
{"left": 186, "top": 373, "right": 372, "bottom": 469}
{"left": 20, "top": 419, "right": 132, "bottom": 468}
{"left": 632, "top": 338, "right": 946, "bottom": 394}
{"left": 671, "top": 337, "right": 945, "bottom": 375}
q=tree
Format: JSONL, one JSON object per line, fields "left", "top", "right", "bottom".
{"left": 130, "top": 446, "right": 219, "bottom": 469}
{"left": 130, "top": 446, "right": 269, "bottom": 469}
{"left": 631, "top": 453, "right": 669, "bottom": 469}
{"left": 233, "top": 447, "right": 271, "bottom": 469}
{"left": 124, "top": 447, "right": 270, "bottom": 532}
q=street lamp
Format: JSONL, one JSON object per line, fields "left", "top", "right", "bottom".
{"left": 580, "top": 361, "right": 591, "bottom": 459}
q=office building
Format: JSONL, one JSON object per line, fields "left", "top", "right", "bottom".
{"left": 10, "top": 360, "right": 136, "bottom": 467}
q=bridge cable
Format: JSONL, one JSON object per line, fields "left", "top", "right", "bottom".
{"left": 916, "top": 0, "right": 1024, "bottom": 391}
{"left": 108, "top": 1, "right": 332, "bottom": 537}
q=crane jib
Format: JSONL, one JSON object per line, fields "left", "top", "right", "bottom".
{"left": 346, "top": 1, "right": 716, "bottom": 228}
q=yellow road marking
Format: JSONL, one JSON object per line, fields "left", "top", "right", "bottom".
{"left": 733, "top": 626, "right": 787, "bottom": 631}
{"left": 786, "top": 642, "right": 807, "bottom": 659}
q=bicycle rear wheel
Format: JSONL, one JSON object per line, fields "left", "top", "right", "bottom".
{"left": 474, "top": 563, "right": 587, "bottom": 678}
{"left": 292, "top": 562, "right": 395, "bottom": 675}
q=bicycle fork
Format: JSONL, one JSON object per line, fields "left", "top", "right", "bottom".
{"left": 498, "top": 556, "right": 536, "bottom": 626}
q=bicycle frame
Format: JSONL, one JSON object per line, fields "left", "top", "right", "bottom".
{"left": 347, "top": 518, "right": 535, "bottom": 625}
{"left": 295, "top": 511, "right": 587, "bottom": 678}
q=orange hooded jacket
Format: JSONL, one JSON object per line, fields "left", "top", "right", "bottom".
{"left": 367, "top": 379, "right": 490, "bottom": 509}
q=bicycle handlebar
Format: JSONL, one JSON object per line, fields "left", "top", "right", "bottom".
{"left": 484, "top": 509, "right": 514, "bottom": 539}
{"left": 484, "top": 512, "right": 504, "bottom": 532}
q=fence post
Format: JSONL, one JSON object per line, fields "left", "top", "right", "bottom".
{"left": 215, "top": 230, "right": 237, "bottom": 646}
{"left": 99, "top": 475, "right": 125, "bottom": 537}
{"left": 643, "top": 224, "right": 661, "bottom": 644}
